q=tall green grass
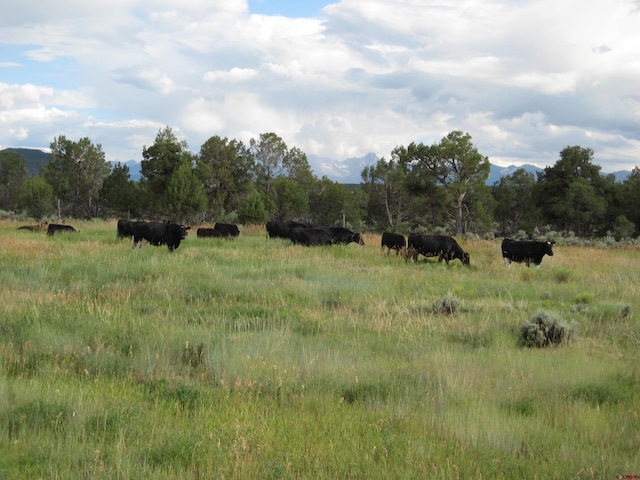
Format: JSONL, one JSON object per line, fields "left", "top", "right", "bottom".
{"left": 1, "top": 220, "right": 639, "bottom": 478}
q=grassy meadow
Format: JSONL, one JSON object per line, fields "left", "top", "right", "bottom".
{"left": 1, "top": 220, "right": 639, "bottom": 479}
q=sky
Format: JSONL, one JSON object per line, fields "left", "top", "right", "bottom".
{"left": 1, "top": 0, "right": 639, "bottom": 175}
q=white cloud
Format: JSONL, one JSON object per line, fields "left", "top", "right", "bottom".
{"left": 0, "top": 0, "right": 638, "bottom": 173}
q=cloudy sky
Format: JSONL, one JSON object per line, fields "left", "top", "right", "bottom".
{"left": 1, "top": 0, "right": 639, "bottom": 175}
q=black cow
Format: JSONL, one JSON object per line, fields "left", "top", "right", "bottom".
{"left": 266, "top": 221, "right": 307, "bottom": 240}
{"left": 266, "top": 221, "right": 286, "bottom": 239}
{"left": 117, "top": 219, "right": 134, "bottom": 238}
{"left": 196, "top": 227, "right": 224, "bottom": 238}
{"left": 407, "top": 233, "right": 470, "bottom": 265}
{"left": 17, "top": 223, "right": 47, "bottom": 232}
{"left": 502, "top": 238, "right": 554, "bottom": 267}
{"left": 289, "top": 227, "right": 333, "bottom": 246}
{"left": 47, "top": 223, "right": 77, "bottom": 236}
{"left": 131, "top": 222, "right": 189, "bottom": 252}
{"left": 321, "top": 226, "right": 364, "bottom": 245}
{"left": 381, "top": 232, "right": 406, "bottom": 255}
{"left": 213, "top": 223, "right": 240, "bottom": 238}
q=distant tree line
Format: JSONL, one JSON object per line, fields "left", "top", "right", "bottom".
{"left": 1, "top": 126, "right": 639, "bottom": 239}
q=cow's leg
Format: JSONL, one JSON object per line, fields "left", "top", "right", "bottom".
{"left": 503, "top": 256, "right": 511, "bottom": 268}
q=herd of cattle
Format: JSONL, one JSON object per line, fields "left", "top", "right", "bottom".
{"left": 18, "top": 219, "right": 556, "bottom": 267}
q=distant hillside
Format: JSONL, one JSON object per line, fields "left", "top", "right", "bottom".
{"left": 2, "top": 148, "right": 51, "bottom": 176}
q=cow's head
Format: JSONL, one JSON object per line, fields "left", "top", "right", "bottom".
{"left": 545, "top": 241, "right": 554, "bottom": 256}
{"left": 353, "top": 233, "right": 365, "bottom": 246}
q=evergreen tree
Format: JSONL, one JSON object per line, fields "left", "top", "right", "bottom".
{"left": 237, "top": 190, "right": 268, "bottom": 225}
{"left": 43, "top": 136, "right": 110, "bottom": 218}
{"left": 0, "top": 150, "right": 28, "bottom": 211}
{"left": 195, "top": 135, "right": 255, "bottom": 220}
{"left": 491, "top": 168, "right": 539, "bottom": 235}
{"left": 308, "top": 177, "right": 352, "bottom": 226}
{"left": 99, "top": 163, "right": 143, "bottom": 218}
{"left": 250, "top": 132, "right": 288, "bottom": 195}
{"left": 164, "top": 160, "right": 207, "bottom": 223}
{"left": 536, "top": 146, "right": 608, "bottom": 235}
{"left": 400, "top": 131, "right": 489, "bottom": 234}
{"left": 18, "top": 176, "right": 54, "bottom": 219}
{"left": 141, "top": 127, "right": 188, "bottom": 210}
{"left": 361, "top": 156, "right": 408, "bottom": 230}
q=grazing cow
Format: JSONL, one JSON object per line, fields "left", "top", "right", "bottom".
{"left": 407, "top": 233, "right": 470, "bottom": 265}
{"left": 47, "top": 223, "right": 77, "bottom": 236}
{"left": 381, "top": 232, "right": 406, "bottom": 255}
{"left": 131, "top": 222, "right": 189, "bottom": 252}
{"left": 329, "top": 227, "right": 364, "bottom": 245}
{"left": 322, "top": 226, "right": 364, "bottom": 245}
{"left": 502, "top": 238, "right": 554, "bottom": 267}
{"left": 289, "top": 227, "right": 333, "bottom": 246}
{"left": 213, "top": 222, "right": 240, "bottom": 238}
{"left": 197, "top": 227, "right": 224, "bottom": 238}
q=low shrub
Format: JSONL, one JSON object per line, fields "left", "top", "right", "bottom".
{"left": 519, "top": 309, "right": 575, "bottom": 348}
{"left": 431, "top": 293, "right": 460, "bottom": 315}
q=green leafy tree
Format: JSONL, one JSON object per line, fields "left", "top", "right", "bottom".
{"left": 284, "top": 147, "right": 315, "bottom": 190}
{"left": 18, "top": 176, "right": 54, "bottom": 219}
{"left": 308, "top": 177, "right": 353, "bottom": 226}
{"left": 270, "top": 175, "right": 307, "bottom": 221}
{"left": 195, "top": 136, "right": 255, "bottom": 219}
{"left": 361, "top": 156, "right": 408, "bottom": 230}
{"left": 98, "top": 163, "right": 143, "bottom": 218}
{"left": 237, "top": 190, "right": 268, "bottom": 225}
{"left": 0, "top": 150, "right": 28, "bottom": 211}
{"left": 401, "top": 131, "right": 490, "bottom": 234}
{"left": 492, "top": 168, "right": 539, "bottom": 235}
{"left": 612, "top": 214, "right": 635, "bottom": 241}
{"left": 622, "top": 167, "right": 640, "bottom": 236}
{"left": 43, "top": 136, "right": 110, "bottom": 218}
{"left": 141, "top": 126, "right": 193, "bottom": 215}
{"left": 250, "top": 132, "right": 288, "bottom": 194}
{"left": 536, "top": 146, "right": 609, "bottom": 235}
{"left": 250, "top": 133, "right": 317, "bottom": 220}
{"left": 164, "top": 161, "right": 207, "bottom": 223}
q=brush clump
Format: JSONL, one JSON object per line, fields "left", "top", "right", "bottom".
{"left": 432, "top": 293, "right": 460, "bottom": 315}
{"left": 519, "top": 309, "right": 574, "bottom": 347}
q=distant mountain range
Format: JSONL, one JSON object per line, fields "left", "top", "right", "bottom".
{"left": 2, "top": 147, "right": 632, "bottom": 185}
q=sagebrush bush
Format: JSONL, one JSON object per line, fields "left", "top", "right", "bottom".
{"left": 519, "top": 309, "right": 574, "bottom": 348}
{"left": 432, "top": 293, "right": 460, "bottom": 315}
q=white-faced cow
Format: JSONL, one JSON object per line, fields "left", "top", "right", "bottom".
{"left": 381, "top": 232, "right": 406, "bottom": 255}
{"left": 131, "top": 222, "right": 189, "bottom": 252}
{"left": 407, "top": 233, "right": 470, "bottom": 265}
{"left": 502, "top": 238, "right": 554, "bottom": 267}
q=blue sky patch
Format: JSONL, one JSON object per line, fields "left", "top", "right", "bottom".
{"left": 247, "top": 0, "right": 335, "bottom": 18}
{"left": 0, "top": 44, "right": 81, "bottom": 89}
